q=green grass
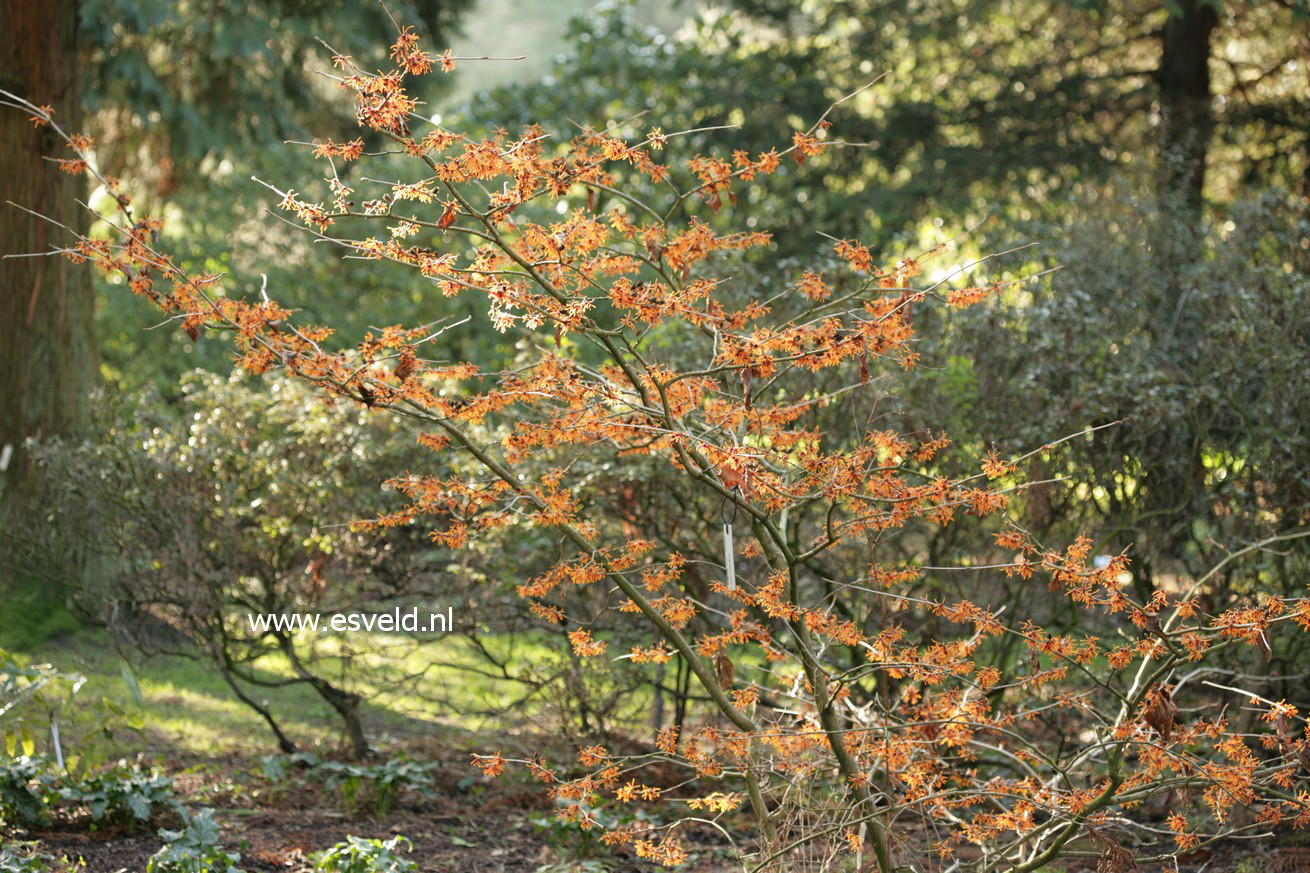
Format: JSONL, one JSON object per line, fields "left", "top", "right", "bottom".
{"left": 6, "top": 630, "right": 341, "bottom": 759}
{"left": 0, "top": 578, "right": 82, "bottom": 652}
{"left": 5, "top": 625, "right": 659, "bottom": 762}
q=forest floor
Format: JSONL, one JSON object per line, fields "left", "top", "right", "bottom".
{"left": 6, "top": 630, "right": 744, "bottom": 872}
{"left": 6, "top": 631, "right": 1310, "bottom": 872}
{"left": 25, "top": 741, "right": 731, "bottom": 872}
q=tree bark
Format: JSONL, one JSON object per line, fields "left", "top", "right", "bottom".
{"left": 220, "top": 666, "right": 299, "bottom": 755}
{"left": 1134, "top": 0, "right": 1218, "bottom": 594}
{"left": 0, "top": 0, "right": 95, "bottom": 506}
{"left": 1157, "top": 0, "right": 1218, "bottom": 212}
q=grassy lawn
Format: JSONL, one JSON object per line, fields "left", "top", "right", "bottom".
{"left": 4, "top": 623, "right": 658, "bottom": 761}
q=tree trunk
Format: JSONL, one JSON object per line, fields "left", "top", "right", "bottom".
{"left": 220, "top": 667, "right": 299, "bottom": 754}
{"left": 1135, "top": 0, "right": 1218, "bottom": 594}
{"left": 1157, "top": 0, "right": 1218, "bottom": 212}
{"left": 0, "top": 0, "right": 95, "bottom": 507}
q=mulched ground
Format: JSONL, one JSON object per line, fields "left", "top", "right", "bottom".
{"left": 11, "top": 729, "right": 1310, "bottom": 872}
{"left": 16, "top": 726, "right": 742, "bottom": 873}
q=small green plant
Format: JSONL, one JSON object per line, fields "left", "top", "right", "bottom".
{"left": 257, "top": 754, "right": 293, "bottom": 783}
{"left": 146, "top": 808, "right": 245, "bottom": 873}
{"left": 257, "top": 750, "right": 320, "bottom": 782}
{"left": 261, "top": 755, "right": 432, "bottom": 819}
{"left": 0, "top": 843, "right": 50, "bottom": 873}
{"left": 59, "top": 766, "right": 178, "bottom": 830}
{"left": 533, "top": 862, "right": 611, "bottom": 873}
{"left": 312, "top": 836, "right": 415, "bottom": 873}
{"left": 318, "top": 760, "right": 433, "bottom": 819}
{"left": 0, "top": 655, "right": 65, "bottom": 758}
{"left": 0, "top": 756, "right": 56, "bottom": 828}
{"left": 1, "top": 649, "right": 146, "bottom": 777}
{"left": 530, "top": 797, "right": 650, "bottom": 864}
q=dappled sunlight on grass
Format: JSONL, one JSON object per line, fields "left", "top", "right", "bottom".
{"left": 20, "top": 628, "right": 662, "bottom": 759}
{"left": 25, "top": 631, "right": 339, "bottom": 758}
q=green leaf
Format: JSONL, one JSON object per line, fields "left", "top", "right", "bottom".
{"left": 120, "top": 659, "right": 144, "bottom": 706}
{"left": 128, "top": 792, "right": 152, "bottom": 820}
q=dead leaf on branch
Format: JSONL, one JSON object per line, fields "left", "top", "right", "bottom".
{"left": 1143, "top": 685, "right": 1178, "bottom": 741}
{"left": 714, "top": 651, "right": 734, "bottom": 690}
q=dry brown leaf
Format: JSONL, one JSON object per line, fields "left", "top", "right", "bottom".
{"left": 1143, "top": 685, "right": 1178, "bottom": 741}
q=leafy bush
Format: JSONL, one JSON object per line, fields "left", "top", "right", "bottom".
{"left": 1, "top": 652, "right": 145, "bottom": 782}
{"left": 1, "top": 655, "right": 66, "bottom": 761}
{"left": 957, "top": 190, "right": 1310, "bottom": 564}
{"left": 261, "top": 753, "right": 433, "bottom": 818}
{"left": 919, "top": 190, "right": 1310, "bottom": 692}
{"left": 313, "top": 836, "right": 415, "bottom": 873}
{"left": 25, "top": 372, "right": 436, "bottom": 758}
{"left": 2, "top": 755, "right": 180, "bottom": 835}
{"left": 0, "top": 757, "right": 55, "bottom": 829}
{"left": 256, "top": 751, "right": 318, "bottom": 783}
{"left": 146, "top": 808, "right": 245, "bottom": 873}
{"left": 318, "top": 760, "right": 433, "bottom": 819}
{"left": 0, "top": 843, "right": 50, "bottom": 873}
{"left": 58, "top": 766, "right": 178, "bottom": 830}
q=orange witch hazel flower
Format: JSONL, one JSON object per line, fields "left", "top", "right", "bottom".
{"left": 471, "top": 753, "right": 505, "bottom": 778}
{"left": 1168, "top": 813, "right": 1201, "bottom": 851}
{"left": 12, "top": 15, "right": 1310, "bottom": 872}
{"left": 389, "top": 26, "right": 433, "bottom": 75}
{"left": 567, "top": 628, "right": 607, "bottom": 657}
{"left": 28, "top": 103, "right": 54, "bottom": 126}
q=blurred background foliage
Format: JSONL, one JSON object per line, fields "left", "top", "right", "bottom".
{"left": 2, "top": 0, "right": 1307, "bottom": 740}
{"left": 83, "top": 0, "right": 473, "bottom": 391}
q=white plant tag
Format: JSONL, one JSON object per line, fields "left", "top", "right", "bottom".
{"left": 723, "top": 522, "right": 736, "bottom": 591}
{"left": 51, "top": 720, "right": 65, "bottom": 771}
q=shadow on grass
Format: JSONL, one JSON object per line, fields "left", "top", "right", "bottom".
{"left": 6, "top": 628, "right": 558, "bottom": 762}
